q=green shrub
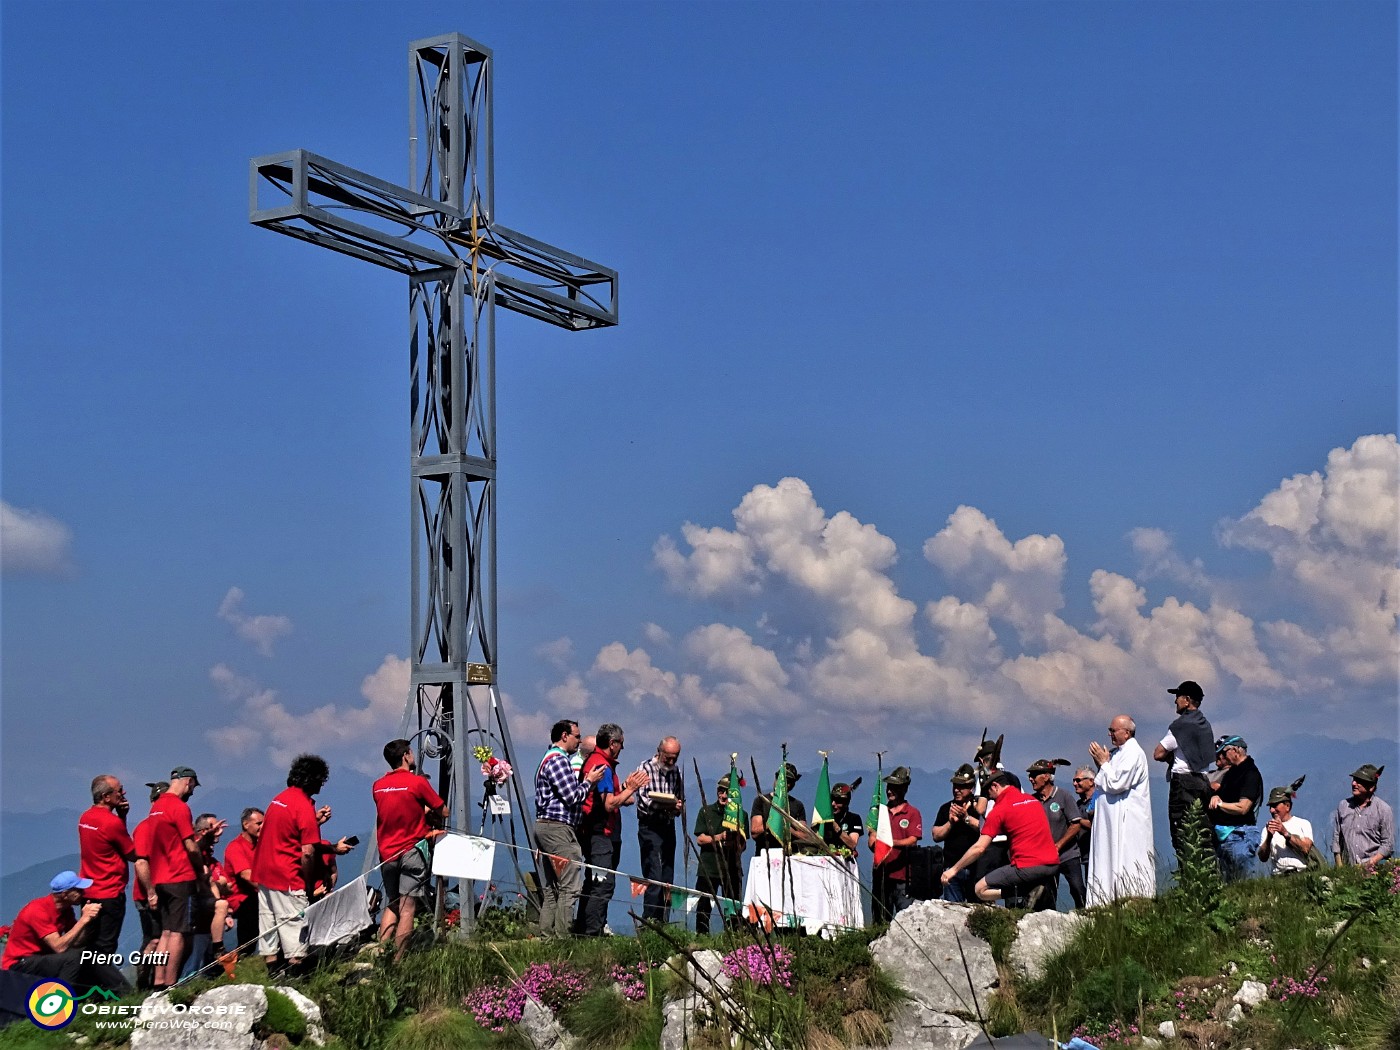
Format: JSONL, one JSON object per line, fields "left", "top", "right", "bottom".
{"left": 261, "top": 988, "right": 309, "bottom": 1041}
{"left": 1069, "top": 956, "right": 1161, "bottom": 1029}
{"left": 966, "top": 906, "right": 1018, "bottom": 963}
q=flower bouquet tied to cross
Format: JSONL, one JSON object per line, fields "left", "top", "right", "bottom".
{"left": 473, "top": 744, "right": 513, "bottom": 785}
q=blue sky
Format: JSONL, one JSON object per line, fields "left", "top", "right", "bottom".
{"left": 2, "top": 2, "right": 1396, "bottom": 844}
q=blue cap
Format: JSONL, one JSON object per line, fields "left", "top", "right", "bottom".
{"left": 50, "top": 870, "right": 93, "bottom": 893}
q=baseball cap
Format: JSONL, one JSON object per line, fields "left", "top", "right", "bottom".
{"left": 146, "top": 781, "right": 169, "bottom": 802}
{"left": 1168, "top": 680, "right": 1204, "bottom": 703}
{"left": 50, "top": 870, "right": 93, "bottom": 893}
{"left": 1214, "top": 735, "right": 1246, "bottom": 754}
{"left": 170, "top": 766, "right": 200, "bottom": 786}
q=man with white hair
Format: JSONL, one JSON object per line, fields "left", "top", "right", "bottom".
{"left": 1086, "top": 714, "right": 1154, "bottom": 906}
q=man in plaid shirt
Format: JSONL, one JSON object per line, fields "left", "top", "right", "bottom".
{"left": 635, "top": 737, "right": 686, "bottom": 924}
{"left": 533, "top": 720, "right": 605, "bottom": 938}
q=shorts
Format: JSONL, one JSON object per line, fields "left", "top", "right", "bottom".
{"left": 381, "top": 844, "right": 430, "bottom": 906}
{"left": 156, "top": 880, "right": 197, "bottom": 934}
{"left": 137, "top": 898, "right": 163, "bottom": 942}
{"left": 983, "top": 862, "right": 1059, "bottom": 892}
{"left": 257, "top": 887, "right": 309, "bottom": 960}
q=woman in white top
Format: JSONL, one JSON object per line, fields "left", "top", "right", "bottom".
{"left": 1257, "top": 784, "right": 1314, "bottom": 875}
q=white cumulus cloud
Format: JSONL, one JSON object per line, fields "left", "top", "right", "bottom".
{"left": 1, "top": 500, "right": 74, "bottom": 576}
{"left": 217, "top": 587, "right": 293, "bottom": 657}
{"left": 204, "top": 654, "right": 408, "bottom": 773}
{"left": 572, "top": 435, "right": 1397, "bottom": 751}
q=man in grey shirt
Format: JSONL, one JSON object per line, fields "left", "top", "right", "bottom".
{"left": 1331, "top": 764, "right": 1394, "bottom": 871}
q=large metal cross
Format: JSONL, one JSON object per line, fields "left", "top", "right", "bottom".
{"left": 249, "top": 33, "right": 617, "bottom": 928}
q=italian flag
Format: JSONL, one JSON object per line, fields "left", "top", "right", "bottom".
{"left": 868, "top": 775, "right": 893, "bottom": 866}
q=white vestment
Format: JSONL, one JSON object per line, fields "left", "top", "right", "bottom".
{"left": 1087, "top": 737, "right": 1155, "bottom": 906}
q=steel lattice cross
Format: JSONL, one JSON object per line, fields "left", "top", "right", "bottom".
{"left": 249, "top": 33, "right": 617, "bottom": 932}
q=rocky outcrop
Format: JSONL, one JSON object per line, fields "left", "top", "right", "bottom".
{"left": 520, "top": 995, "right": 576, "bottom": 1050}
{"left": 1007, "top": 909, "right": 1086, "bottom": 982}
{"left": 129, "top": 984, "right": 323, "bottom": 1050}
{"left": 867, "top": 901, "right": 998, "bottom": 1050}
{"left": 659, "top": 949, "right": 745, "bottom": 1050}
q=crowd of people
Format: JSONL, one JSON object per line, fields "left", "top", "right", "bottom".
{"left": 1, "top": 677, "right": 1393, "bottom": 992}
{"left": 532, "top": 680, "right": 1394, "bottom": 935}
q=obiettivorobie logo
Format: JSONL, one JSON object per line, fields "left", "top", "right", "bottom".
{"left": 26, "top": 981, "right": 119, "bottom": 1029}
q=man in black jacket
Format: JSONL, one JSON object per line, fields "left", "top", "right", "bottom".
{"left": 1209, "top": 735, "right": 1263, "bottom": 881}
{"left": 1153, "top": 680, "right": 1216, "bottom": 866}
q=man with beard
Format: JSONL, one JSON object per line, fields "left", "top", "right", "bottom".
{"left": 1331, "top": 764, "right": 1394, "bottom": 871}
{"left": 576, "top": 723, "right": 646, "bottom": 936}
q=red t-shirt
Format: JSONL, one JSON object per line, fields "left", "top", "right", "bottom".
{"left": 981, "top": 787, "right": 1060, "bottom": 868}
{"left": 224, "top": 835, "right": 257, "bottom": 898}
{"left": 579, "top": 751, "right": 621, "bottom": 836}
{"left": 132, "top": 817, "right": 158, "bottom": 902}
{"left": 253, "top": 787, "right": 320, "bottom": 892}
{"left": 77, "top": 805, "right": 135, "bottom": 898}
{"left": 148, "top": 794, "right": 197, "bottom": 884}
{"left": 1, "top": 896, "right": 72, "bottom": 969}
{"left": 883, "top": 801, "right": 923, "bottom": 879}
{"left": 372, "top": 770, "right": 445, "bottom": 861}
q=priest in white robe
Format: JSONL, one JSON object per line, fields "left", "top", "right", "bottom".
{"left": 1086, "top": 714, "right": 1155, "bottom": 906}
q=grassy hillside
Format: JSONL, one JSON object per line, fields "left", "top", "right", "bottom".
{"left": 2, "top": 854, "right": 1394, "bottom": 1049}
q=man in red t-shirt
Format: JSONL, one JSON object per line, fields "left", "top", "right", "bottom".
{"left": 2, "top": 870, "right": 125, "bottom": 992}
{"left": 78, "top": 774, "right": 136, "bottom": 956}
{"left": 223, "top": 807, "right": 264, "bottom": 955}
{"left": 575, "top": 723, "right": 647, "bottom": 936}
{"left": 254, "top": 754, "right": 353, "bottom": 971}
{"left": 147, "top": 766, "right": 217, "bottom": 988}
{"left": 871, "top": 766, "right": 924, "bottom": 921}
{"left": 941, "top": 772, "right": 1061, "bottom": 906}
{"left": 373, "top": 739, "right": 446, "bottom": 960}
{"left": 130, "top": 781, "right": 167, "bottom": 990}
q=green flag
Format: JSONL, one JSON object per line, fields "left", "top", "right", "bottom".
{"left": 868, "top": 772, "right": 886, "bottom": 833}
{"left": 770, "top": 764, "right": 789, "bottom": 846}
{"left": 722, "top": 761, "right": 745, "bottom": 841}
{"left": 811, "top": 756, "right": 833, "bottom": 832}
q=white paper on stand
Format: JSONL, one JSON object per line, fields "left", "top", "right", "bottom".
{"left": 432, "top": 833, "right": 496, "bottom": 880}
{"left": 488, "top": 796, "right": 511, "bottom": 816}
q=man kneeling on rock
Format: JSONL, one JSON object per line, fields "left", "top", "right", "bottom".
{"left": 940, "top": 772, "right": 1061, "bottom": 908}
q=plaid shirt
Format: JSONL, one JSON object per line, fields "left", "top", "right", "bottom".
{"left": 636, "top": 754, "right": 685, "bottom": 824}
{"left": 534, "top": 749, "right": 589, "bottom": 825}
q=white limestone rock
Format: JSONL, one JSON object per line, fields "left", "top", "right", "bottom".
{"left": 1233, "top": 979, "right": 1269, "bottom": 1009}
{"left": 131, "top": 984, "right": 267, "bottom": 1050}
{"left": 271, "top": 986, "right": 326, "bottom": 1046}
{"left": 1007, "top": 909, "right": 1086, "bottom": 982}
{"left": 869, "top": 900, "right": 998, "bottom": 1016}
{"left": 519, "top": 995, "right": 576, "bottom": 1050}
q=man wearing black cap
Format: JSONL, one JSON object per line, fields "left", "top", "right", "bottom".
{"left": 148, "top": 766, "right": 209, "bottom": 988}
{"left": 1330, "top": 764, "right": 1394, "bottom": 871}
{"left": 1208, "top": 736, "right": 1263, "bottom": 882}
{"left": 1153, "top": 680, "right": 1216, "bottom": 865}
{"left": 933, "top": 765, "right": 982, "bottom": 902}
